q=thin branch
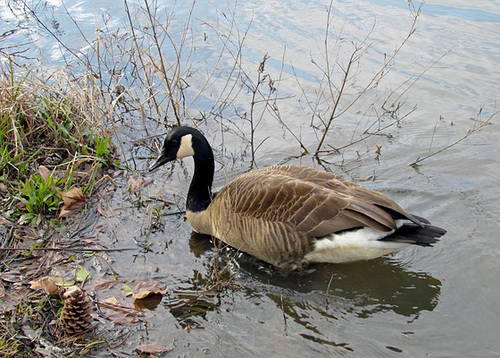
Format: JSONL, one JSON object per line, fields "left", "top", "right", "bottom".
{"left": 314, "top": 49, "right": 357, "bottom": 156}
{"left": 143, "top": 0, "right": 181, "bottom": 126}
{"left": 124, "top": 0, "right": 162, "bottom": 120}
{"left": 410, "top": 109, "right": 496, "bottom": 167}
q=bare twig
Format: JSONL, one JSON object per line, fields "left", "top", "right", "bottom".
{"left": 314, "top": 49, "right": 358, "bottom": 157}
{"left": 410, "top": 108, "right": 496, "bottom": 167}
{"left": 143, "top": 0, "right": 181, "bottom": 126}
{"left": 308, "top": 0, "right": 424, "bottom": 159}
{"left": 124, "top": 0, "right": 162, "bottom": 120}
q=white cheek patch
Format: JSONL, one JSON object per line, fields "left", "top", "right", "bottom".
{"left": 177, "top": 134, "right": 195, "bottom": 159}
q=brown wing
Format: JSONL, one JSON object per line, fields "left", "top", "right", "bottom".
{"left": 207, "top": 165, "right": 405, "bottom": 268}
{"left": 253, "top": 165, "right": 405, "bottom": 232}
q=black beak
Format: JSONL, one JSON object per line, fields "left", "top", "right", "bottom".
{"left": 149, "top": 153, "right": 174, "bottom": 172}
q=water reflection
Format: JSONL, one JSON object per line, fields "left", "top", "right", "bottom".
{"left": 188, "top": 231, "right": 441, "bottom": 323}
{"left": 163, "top": 286, "right": 222, "bottom": 329}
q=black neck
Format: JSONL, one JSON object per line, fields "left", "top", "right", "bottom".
{"left": 186, "top": 142, "right": 214, "bottom": 213}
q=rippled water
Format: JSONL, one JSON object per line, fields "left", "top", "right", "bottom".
{"left": 2, "top": 0, "right": 500, "bottom": 356}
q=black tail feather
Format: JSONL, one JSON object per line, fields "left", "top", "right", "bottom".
{"left": 379, "top": 206, "right": 432, "bottom": 228}
{"left": 381, "top": 222, "right": 447, "bottom": 247}
{"left": 374, "top": 206, "right": 446, "bottom": 246}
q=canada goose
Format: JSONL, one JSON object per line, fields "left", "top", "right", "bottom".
{"left": 150, "top": 126, "right": 446, "bottom": 270}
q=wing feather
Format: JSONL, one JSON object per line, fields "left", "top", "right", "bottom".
{"left": 207, "top": 165, "right": 407, "bottom": 268}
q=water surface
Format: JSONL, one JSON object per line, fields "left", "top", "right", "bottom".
{"left": 1, "top": 0, "right": 499, "bottom": 356}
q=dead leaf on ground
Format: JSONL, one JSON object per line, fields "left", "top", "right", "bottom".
{"left": 133, "top": 279, "right": 168, "bottom": 296}
{"left": 62, "top": 285, "right": 82, "bottom": 299}
{"left": 132, "top": 288, "right": 167, "bottom": 300}
{"left": 87, "top": 278, "right": 121, "bottom": 292}
{"left": 96, "top": 201, "right": 108, "bottom": 217}
{"left": 131, "top": 280, "right": 167, "bottom": 310}
{"left": 127, "top": 177, "right": 151, "bottom": 190}
{"left": 59, "top": 187, "right": 85, "bottom": 218}
{"left": 0, "top": 285, "right": 30, "bottom": 311}
{"left": 28, "top": 276, "right": 63, "bottom": 296}
{"left": 135, "top": 342, "right": 175, "bottom": 354}
{"left": 134, "top": 293, "right": 163, "bottom": 310}
{"left": 104, "top": 296, "right": 120, "bottom": 305}
{"left": 100, "top": 296, "right": 144, "bottom": 324}
{"left": 38, "top": 165, "right": 51, "bottom": 181}
{"left": 131, "top": 280, "right": 167, "bottom": 298}
{"left": 132, "top": 290, "right": 157, "bottom": 300}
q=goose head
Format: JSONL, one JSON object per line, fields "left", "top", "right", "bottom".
{"left": 149, "top": 126, "right": 215, "bottom": 213}
{"left": 149, "top": 126, "right": 212, "bottom": 171}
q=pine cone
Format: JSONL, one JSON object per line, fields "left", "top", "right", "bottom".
{"left": 59, "top": 286, "right": 93, "bottom": 335}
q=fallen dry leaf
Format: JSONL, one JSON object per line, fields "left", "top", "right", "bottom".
{"left": 132, "top": 290, "right": 155, "bottom": 300}
{"left": 132, "top": 287, "right": 168, "bottom": 299}
{"left": 127, "top": 176, "right": 151, "bottom": 190}
{"left": 104, "top": 296, "right": 120, "bottom": 305}
{"left": 0, "top": 285, "right": 30, "bottom": 311}
{"left": 38, "top": 165, "right": 51, "bottom": 181}
{"left": 88, "top": 278, "right": 121, "bottom": 291}
{"left": 100, "top": 296, "right": 144, "bottom": 324}
{"left": 59, "top": 187, "right": 85, "bottom": 218}
{"left": 131, "top": 280, "right": 167, "bottom": 310}
{"left": 133, "top": 279, "right": 168, "bottom": 296}
{"left": 135, "top": 342, "right": 175, "bottom": 354}
{"left": 96, "top": 202, "right": 107, "bottom": 217}
{"left": 134, "top": 293, "right": 163, "bottom": 310}
{"left": 28, "top": 276, "right": 62, "bottom": 296}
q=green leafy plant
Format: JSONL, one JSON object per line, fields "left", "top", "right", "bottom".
{"left": 150, "top": 205, "right": 167, "bottom": 232}
{"left": 0, "top": 142, "right": 13, "bottom": 175}
{"left": 38, "top": 96, "right": 76, "bottom": 143}
{"left": 18, "top": 168, "right": 65, "bottom": 224}
{"left": 94, "top": 134, "right": 112, "bottom": 160}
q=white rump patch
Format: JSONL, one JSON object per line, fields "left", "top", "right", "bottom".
{"left": 177, "top": 134, "right": 195, "bottom": 159}
{"left": 304, "top": 220, "right": 407, "bottom": 263}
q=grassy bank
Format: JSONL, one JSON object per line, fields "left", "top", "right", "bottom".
{"left": 0, "top": 60, "right": 116, "bottom": 356}
{"left": 0, "top": 62, "right": 115, "bottom": 224}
